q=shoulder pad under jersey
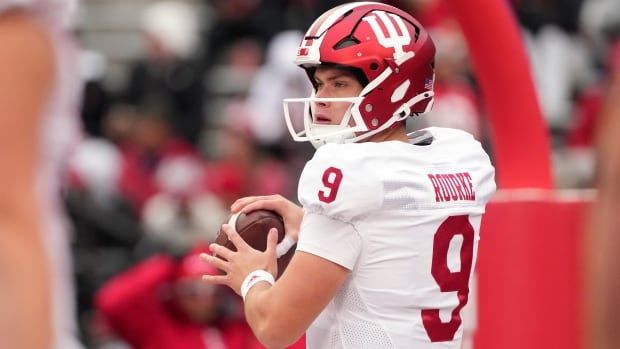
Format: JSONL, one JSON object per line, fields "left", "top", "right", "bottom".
{"left": 298, "top": 143, "right": 383, "bottom": 222}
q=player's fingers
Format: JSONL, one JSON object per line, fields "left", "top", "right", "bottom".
{"left": 200, "top": 252, "right": 229, "bottom": 272}
{"left": 202, "top": 274, "right": 228, "bottom": 286}
{"left": 208, "top": 242, "right": 234, "bottom": 261}
{"left": 230, "top": 196, "right": 255, "bottom": 213}
{"left": 222, "top": 223, "right": 250, "bottom": 251}
{"left": 265, "top": 228, "right": 279, "bottom": 256}
{"left": 231, "top": 195, "right": 275, "bottom": 213}
{"left": 240, "top": 197, "right": 283, "bottom": 215}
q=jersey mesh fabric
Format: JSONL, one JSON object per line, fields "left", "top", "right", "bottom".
{"left": 337, "top": 284, "right": 394, "bottom": 348}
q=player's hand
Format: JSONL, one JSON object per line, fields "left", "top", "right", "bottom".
{"left": 231, "top": 195, "right": 303, "bottom": 243}
{"left": 201, "top": 224, "right": 278, "bottom": 296}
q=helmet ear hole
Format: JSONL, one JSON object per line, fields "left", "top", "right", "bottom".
{"left": 370, "top": 63, "right": 379, "bottom": 70}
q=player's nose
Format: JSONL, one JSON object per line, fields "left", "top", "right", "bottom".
{"left": 315, "top": 89, "right": 330, "bottom": 107}
{"left": 315, "top": 100, "right": 328, "bottom": 109}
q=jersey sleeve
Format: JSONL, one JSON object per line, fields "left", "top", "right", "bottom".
{"left": 296, "top": 212, "right": 361, "bottom": 270}
{"left": 297, "top": 143, "right": 383, "bottom": 223}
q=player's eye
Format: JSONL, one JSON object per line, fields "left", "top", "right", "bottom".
{"left": 334, "top": 81, "right": 347, "bottom": 88}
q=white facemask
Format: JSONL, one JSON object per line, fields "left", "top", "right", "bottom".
{"left": 283, "top": 93, "right": 366, "bottom": 149}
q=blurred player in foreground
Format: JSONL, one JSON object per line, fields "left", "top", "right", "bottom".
{"left": 0, "top": 1, "right": 83, "bottom": 349}
{"left": 586, "top": 43, "right": 620, "bottom": 349}
{"left": 202, "top": 2, "right": 496, "bottom": 348}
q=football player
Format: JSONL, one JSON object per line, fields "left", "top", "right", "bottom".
{"left": 0, "top": 1, "right": 83, "bottom": 349}
{"left": 202, "top": 2, "right": 496, "bottom": 348}
{"left": 586, "top": 46, "right": 620, "bottom": 349}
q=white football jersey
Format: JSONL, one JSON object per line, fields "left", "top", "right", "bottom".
{"left": 297, "top": 127, "right": 496, "bottom": 349}
{"left": 1, "top": 2, "right": 83, "bottom": 349}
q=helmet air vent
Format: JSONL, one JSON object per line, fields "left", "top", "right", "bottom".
{"left": 333, "top": 36, "right": 360, "bottom": 50}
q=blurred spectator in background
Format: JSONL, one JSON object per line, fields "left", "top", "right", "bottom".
{"left": 202, "top": 39, "right": 263, "bottom": 134}
{"left": 0, "top": 1, "right": 84, "bottom": 349}
{"left": 65, "top": 138, "right": 143, "bottom": 337}
{"left": 567, "top": 38, "right": 620, "bottom": 150}
{"left": 552, "top": 0, "right": 620, "bottom": 188}
{"left": 95, "top": 246, "right": 263, "bottom": 349}
{"left": 203, "top": 102, "right": 295, "bottom": 206}
{"left": 514, "top": 0, "right": 592, "bottom": 133}
{"left": 201, "top": 0, "right": 280, "bottom": 68}
{"left": 101, "top": 105, "right": 139, "bottom": 147}
{"left": 79, "top": 50, "right": 112, "bottom": 137}
{"left": 142, "top": 156, "right": 228, "bottom": 255}
{"left": 123, "top": 1, "right": 204, "bottom": 145}
{"left": 246, "top": 30, "right": 310, "bottom": 147}
{"left": 116, "top": 102, "right": 198, "bottom": 214}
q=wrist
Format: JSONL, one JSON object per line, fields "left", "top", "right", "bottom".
{"left": 240, "top": 269, "right": 275, "bottom": 302}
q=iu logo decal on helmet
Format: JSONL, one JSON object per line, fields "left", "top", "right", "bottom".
{"left": 283, "top": 2, "right": 436, "bottom": 148}
{"left": 363, "top": 10, "right": 412, "bottom": 59}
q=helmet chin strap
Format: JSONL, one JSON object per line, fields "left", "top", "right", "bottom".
{"left": 307, "top": 103, "right": 358, "bottom": 148}
{"left": 309, "top": 124, "right": 357, "bottom": 149}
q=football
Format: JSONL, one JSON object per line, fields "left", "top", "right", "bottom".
{"left": 214, "top": 209, "right": 295, "bottom": 278}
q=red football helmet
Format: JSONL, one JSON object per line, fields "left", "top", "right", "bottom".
{"left": 283, "top": 2, "right": 436, "bottom": 148}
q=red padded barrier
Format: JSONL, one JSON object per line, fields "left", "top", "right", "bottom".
{"left": 474, "top": 191, "right": 592, "bottom": 349}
